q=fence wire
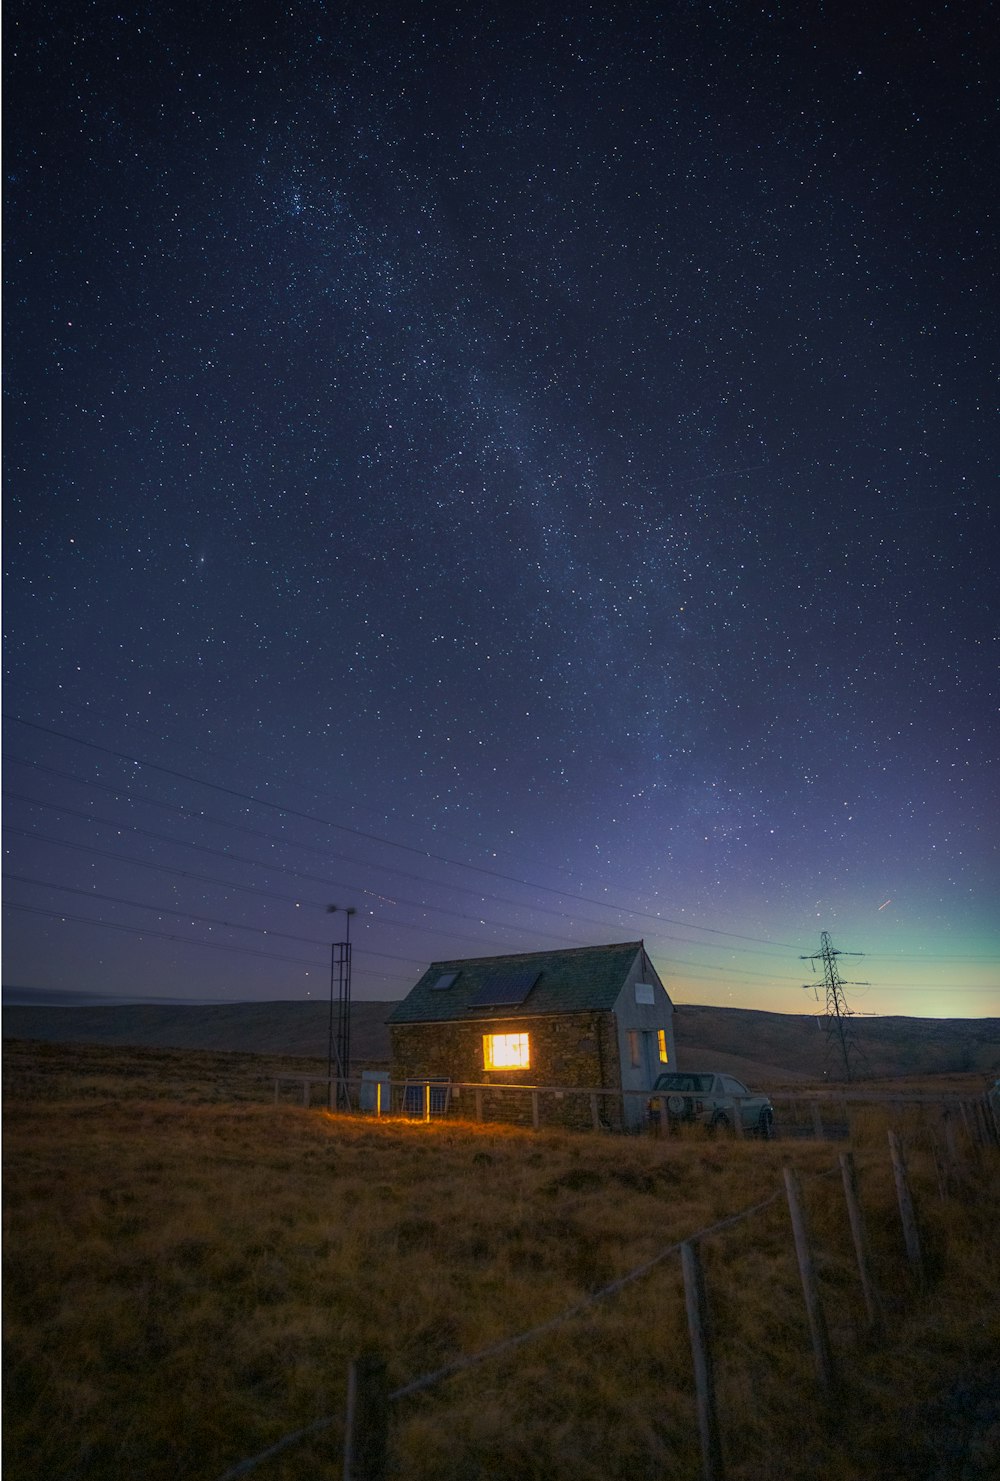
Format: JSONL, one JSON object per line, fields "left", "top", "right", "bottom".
{"left": 216, "top": 1414, "right": 339, "bottom": 1481}
{"left": 214, "top": 1185, "right": 785, "bottom": 1479}
{"left": 391, "top": 1188, "right": 783, "bottom": 1400}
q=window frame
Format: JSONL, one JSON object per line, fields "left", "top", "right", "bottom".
{"left": 482, "top": 1031, "right": 531, "bottom": 1070}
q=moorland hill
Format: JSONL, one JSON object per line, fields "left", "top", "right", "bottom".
{"left": 3, "top": 997, "right": 997, "bottom": 1085}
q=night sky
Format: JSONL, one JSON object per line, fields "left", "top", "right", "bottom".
{"left": 4, "top": 2, "right": 998, "bottom": 1017}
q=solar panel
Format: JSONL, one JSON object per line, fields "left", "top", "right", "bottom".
{"left": 467, "top": 969, "right": 540, "bottom": 1007}
{"left": 431, "top": 971, "right": 459, "bottom": 991}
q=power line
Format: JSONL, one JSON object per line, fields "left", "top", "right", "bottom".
{"left": 2, "top": 677, "right": 597, "bottom": 883}
{"left": 10, "top": 808, "right": 996, "bottom": 996}
{"left": 15, "top": 852, "right": 988, "bottom": 993}
{"left": 12, "top": 760, "right": 1000, "bottom": 965}
{"left": 1, "top": 802, "right": 598, "bottom": 950}
{"left": 5, "top": 761, "right": 643, "bottom": 937}
{"left": 2, "top": 836, "right": 822, "bottom": 989}
{"left": 4, "top": 896, "right": 995, "bottom": 998}
{"left": 5, "top": 770, "right": 824, "bottom": 963}
{"left": 7, "top": 762, "right": 769, "bottom": 950}
{"left": 2, "top": 872, "right": 335, "bottom": 948}
{"left": 12, "top": 767, "right": 1000, "bottom": 975}
{"left": 4, "top": 716, "right": 802, "bottom": 950}
{"left": 1, "top": 821, "right": 591, "bottom": 955}
{"left": 13, "top": 751, "right": 998, "bottom": 969}
{"left": 862, "top": 953, "right": 1000, "bottom": 963}
{"left": 3, "top": 885, "right": 786, "bottom": 992}
{"left": 1, "top": 900, "right": 404, "bottom": 983}
{"left": 2, "top": 872, "right": 431, "bottom": 970}
{"left": 13, "top": 776, "right": 820, "bottom": 978}
{"left": 8, "top": 720, "right": 996, "bottom": 1003}
{"left": 8, "top": 791, "right": 843, "bottom": 987}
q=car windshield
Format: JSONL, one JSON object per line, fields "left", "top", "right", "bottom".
{"left": 653, "top": 1073, "right": 715, "bottom": 1093}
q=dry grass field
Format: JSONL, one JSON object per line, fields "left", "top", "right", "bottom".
{"left": 3, "top": 1039, "right": 999, "bottom": 1481}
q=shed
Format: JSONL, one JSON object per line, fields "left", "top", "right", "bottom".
{"left": 387, "top": 941, "right": 675, "bottom": 1130}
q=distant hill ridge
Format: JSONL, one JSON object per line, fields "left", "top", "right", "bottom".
{"left": 3, "top": 999, "right": 998, "bottom": 1083}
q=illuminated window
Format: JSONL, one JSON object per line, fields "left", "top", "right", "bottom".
{"left": 483, "top": 1032, "right": 530, "bottom": 1070}
{"left": 628, "top": 1030, "right": 641, "bottom": 1067}
{"left": 657, "top": 1030, "right": 669, "bottom": 1063}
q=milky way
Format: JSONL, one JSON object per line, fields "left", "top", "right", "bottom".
{"left": 4, "top": 3, "right": 997, "bottom": 1014}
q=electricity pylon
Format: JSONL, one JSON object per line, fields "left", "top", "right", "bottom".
{"left": 801, "top": 931, "right": 870, "bottom": 1082}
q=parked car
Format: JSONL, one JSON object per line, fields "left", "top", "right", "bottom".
{"left": 648, "top": 1071, "right": 774, "bottom": 1137}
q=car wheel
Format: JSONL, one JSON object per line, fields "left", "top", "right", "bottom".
{"left": 757, "top": 1108, "right": 773, "bottom": 1140}
{"left": 709, "top": 1111, "right": 731, "bottom": 1134}
{"left": 666, "top": 1094, "right": 687, "bottom": 1116}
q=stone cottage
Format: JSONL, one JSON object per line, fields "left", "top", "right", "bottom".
{"left": 386, "top": 941, "right": 675, "bottom": 1130}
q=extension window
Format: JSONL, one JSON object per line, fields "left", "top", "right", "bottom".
{"left": 483, "top": 1032, "right": 530, "bottom": 1070}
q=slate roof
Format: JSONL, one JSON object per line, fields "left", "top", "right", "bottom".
{"left": 386, "top": 942, "right": 649, "bottom": 1025}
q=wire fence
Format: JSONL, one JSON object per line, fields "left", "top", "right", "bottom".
{"left": 272, "top": 1068, "right": 999, "bottom": 1146}
{"left": 216, "top": 1089, "right": 998, "bottom": 1481}
{"left": 217, "top": 1189, "right": 785, "bottom": 1481}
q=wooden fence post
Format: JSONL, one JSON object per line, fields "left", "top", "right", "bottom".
{"left": 344, "top": 1354, "right": 388, "bottom": 1481}
{"left": 423, "top": 1082, "right": 431, "bottom": 1123}
{"left": 838, "top": 1152, "right": 881, "bottom": 1334}
{"left": 888, "top": 1131, "right": 924, "bottom": 1286}
{"left": 681, "top": 1241, "right": 724, "bottom": 1481}
{"left": 783, "top": 1168, "right": 835, "bottom": 1392}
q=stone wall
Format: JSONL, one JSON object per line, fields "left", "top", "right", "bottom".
{"left": 390, "top": 1011, "right": 625, "bottom": 1130}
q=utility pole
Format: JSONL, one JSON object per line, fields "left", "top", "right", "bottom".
{"left": 327, "top": 904, "right": 357, "bottom": 1110}
{"left": 801, "top": 931, "right": 869, "bottom": 1082}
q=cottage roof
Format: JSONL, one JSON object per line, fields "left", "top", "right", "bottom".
{"left": 386, "top": 941, "right": 654, "bottom": 1024}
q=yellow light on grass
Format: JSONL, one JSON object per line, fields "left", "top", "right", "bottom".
{"left": 483, "top": 1032, "right": 530, "bottom": 1069}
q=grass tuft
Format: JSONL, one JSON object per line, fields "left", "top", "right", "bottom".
{"left": 4, "top": 1039, "right": 998, "bottom": 1479}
